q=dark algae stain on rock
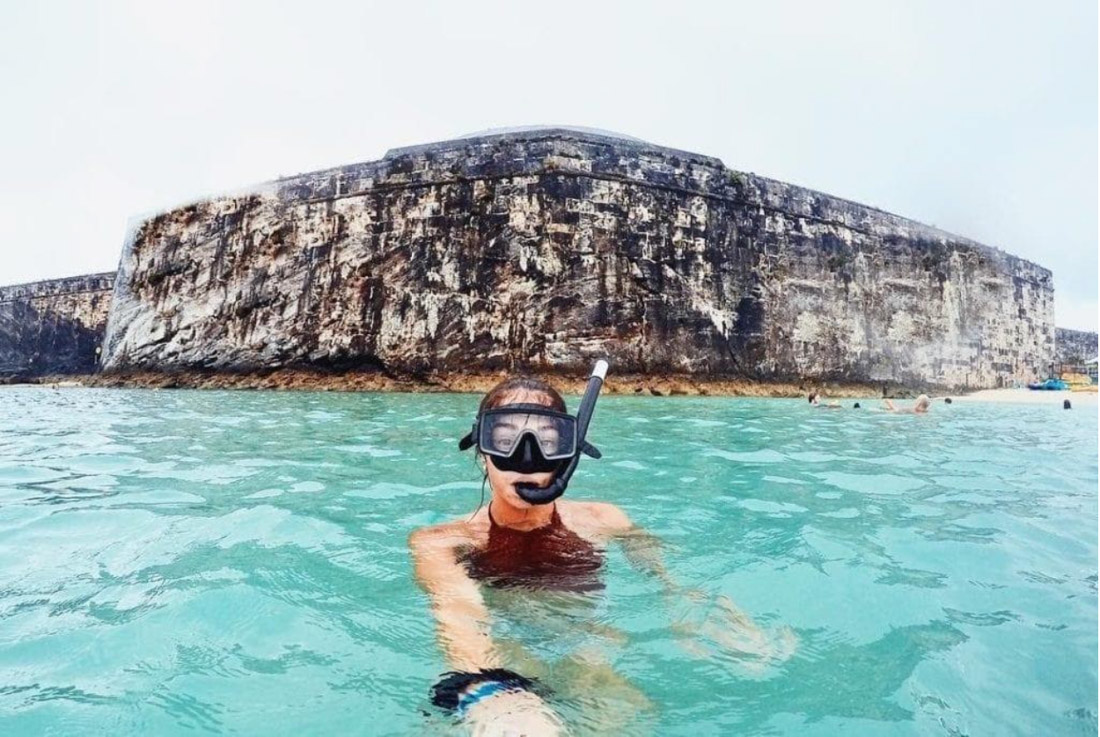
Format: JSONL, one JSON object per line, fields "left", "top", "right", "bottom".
{"left": 0, "top": 274, "right": 114, "bottom": 380}
{"left": 1055, "top": 328, "right": 1097, "bottom": 366}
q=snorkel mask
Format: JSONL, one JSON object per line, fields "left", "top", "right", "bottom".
{"left": 459, "top": 361, "right": 609, "bottom": 505}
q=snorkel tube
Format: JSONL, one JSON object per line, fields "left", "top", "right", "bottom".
{"left": 515, "top": 360, "right": 609, "bottom": 505}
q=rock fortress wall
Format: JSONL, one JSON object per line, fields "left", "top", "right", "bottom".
{"left": 3, "top": 128, "right": 1067, "bottom": 389}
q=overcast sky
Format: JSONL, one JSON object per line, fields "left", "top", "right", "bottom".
{"left": 1, "top": 1, "right": 1096, "bottom": 330}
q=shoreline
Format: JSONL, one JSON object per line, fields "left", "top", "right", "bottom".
{"left": 8, "top": 371, "right": 1092, "bottom": 403}
{"left": 951, "top": 387, "right": 1097, "bottom": 405}
{"left": 5, "top": 369, "right": 906, "bottom": 398}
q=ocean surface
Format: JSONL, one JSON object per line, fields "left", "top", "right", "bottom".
{"left": 0, "top": 388, "right": 1095, "bottom": 736}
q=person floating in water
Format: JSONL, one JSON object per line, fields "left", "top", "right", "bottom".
{"left": 808, "top": 391, "right": 842, "bottom": 409}
{"left": 882, "top": 394, "right": 932, "bottom": 414}
{"left": 409, "top": 364, "right": 794, "bottom": 734}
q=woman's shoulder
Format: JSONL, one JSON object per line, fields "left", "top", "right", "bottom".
{"left": 407, "top": 515, "right": 483, "bottom": 552}
{"left": 559, "top": 500, "right": 634, "bottom": 534}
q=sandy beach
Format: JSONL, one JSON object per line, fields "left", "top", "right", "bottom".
{"left": 954, "top": 387, "right": 1098, "bottom": 405}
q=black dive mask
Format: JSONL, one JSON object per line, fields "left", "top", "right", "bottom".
{"left": 458, "top": 401, "right": 602, "bottom": 504}
{"left": 458, "top": 362, "right": 610, "bottom": 505}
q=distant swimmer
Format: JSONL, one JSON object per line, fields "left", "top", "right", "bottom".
{"left": 808, "top": 391, "right": 842, "bottom": 409}
{"left": 883, "top": 394, "right": 932, "bottom": 414}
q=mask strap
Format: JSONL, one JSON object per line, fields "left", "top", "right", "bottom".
{"left": 458, "top": 421, "right": 477, "bottom": 451}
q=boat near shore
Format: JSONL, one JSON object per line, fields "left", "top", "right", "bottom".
{"left": 1027, "top": 378, "right": 1069, "bottom": 391}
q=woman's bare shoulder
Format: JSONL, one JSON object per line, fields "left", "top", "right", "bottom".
{"left": 559, "top": 500, "right": 634, "bottom": 534}
{"left": 408, "top": 513, "right": 485, "bottom": 552}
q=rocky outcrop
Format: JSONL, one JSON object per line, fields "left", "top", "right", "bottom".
{"left": 100, "top": 128, "right": 1054, "bottom": 389}
{"left": 0, "top": 273, "right": 115, "bottom": 379}
{"left": 1055, "top": 328, "right": 1098, "bottom": 364}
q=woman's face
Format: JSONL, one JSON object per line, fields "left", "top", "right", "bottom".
{"left": 483, "top": 389, "right": 560, "bottom": 508}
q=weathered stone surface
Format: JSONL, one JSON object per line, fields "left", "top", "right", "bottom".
{"left": 0, "top": 273, "right": 115, "bottom": 379}
{"left": 1055, "top": 328, "right": 1098, "bottom": 364}
{"left": 101, "top": 128, "right": 1054, "bottom": 389}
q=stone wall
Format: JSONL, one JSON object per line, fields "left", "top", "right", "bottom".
{"left": 1055, "top": 328, "right": 1098, "bottom": 364}
{"left": 100, "top": 128, "right": 1054, "bottom": 389}
{"left": 0, "top": 273, "right": 115, "bottom": 379}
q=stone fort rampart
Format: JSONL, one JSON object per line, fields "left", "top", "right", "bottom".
{"left": 96, "top": 128, "right": 1053, "bottom": 389}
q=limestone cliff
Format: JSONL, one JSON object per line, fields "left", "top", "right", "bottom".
{"left": 100, "top": 128, "right": 1054, "bottom": 389}
{"left": 0, "top": 273, "right": 115, "bottom": 379}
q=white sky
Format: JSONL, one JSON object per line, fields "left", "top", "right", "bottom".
{"left": 1, "top": 0, "right": 1096, "bottom": 330}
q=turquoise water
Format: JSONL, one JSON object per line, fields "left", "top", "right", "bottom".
{"left": 0, "top": 388, "right": 1095, "bottom": 736}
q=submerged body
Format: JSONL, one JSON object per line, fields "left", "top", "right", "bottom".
{"left": 462, "top": 503, "right": 606, "bottom": 593}
{"left": 883, "top": 394, "right": 932, "bottom": 414}
{"left": 409, "top": 493, "right": 633, "bottom": 673}
{"left": 808, "top": 392, "right": 842, "bottom": 409}
{"left": 409, "top": 469, "right": 640, "bottom": 733}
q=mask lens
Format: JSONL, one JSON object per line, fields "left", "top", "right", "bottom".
{"left": 488, "top": 416, "right": 522, "bottom": 454}
{"left": 479, "top": 409, "right": 575, "bottom": 460}
{"left": 536, "top": 420, "right": 562, "bottom": 456}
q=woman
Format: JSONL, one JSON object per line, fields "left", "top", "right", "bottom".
{"left": 410, "top": 376, "right": 794, "bottom": 734}
{"left": 808, "top": 391, "right": 842, "bottom": 409}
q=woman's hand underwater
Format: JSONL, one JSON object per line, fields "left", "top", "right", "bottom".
{"left": 669, "top": 588, "right": 798, "bottom": 673}
{"left": 463, "top": 688, "right": 565, "bottom": 737}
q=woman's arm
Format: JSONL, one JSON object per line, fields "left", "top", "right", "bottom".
{"left": 574, "top": 502, "right": 689, "bottom": 601}
{"left": 409, "top": 524, "right": 565, "bottom": 735}
{"left": 409, "top": 524, "right": 501, "bottom": 671}
{"left": 618, "top": 526, "right": 687, "bottom": 601}
{"left": 584, "top": 503, "right": 797, "bottom": 667}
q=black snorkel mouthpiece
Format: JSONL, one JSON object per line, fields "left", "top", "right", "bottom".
{"left": 514, "top": 360, "right": 609, "bottom": 505}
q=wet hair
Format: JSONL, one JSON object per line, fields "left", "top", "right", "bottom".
{"left": 944, "top": 397, "right": 953, "bottom": 404}
{"left": 808, "top": 392, "right": 817, "bottom": 404}
{"left": 480, "top": 376, "right": 567, "bottom": 413}
{"left": 853, "top": 402, "right": 861, "bottom": 409}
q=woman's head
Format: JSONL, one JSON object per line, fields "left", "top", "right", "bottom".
{"left": 914, "top": 394, "right": 931, "bottom": 413}
{"left": 478, "top": 377, "right": 567, "bottom": 509}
